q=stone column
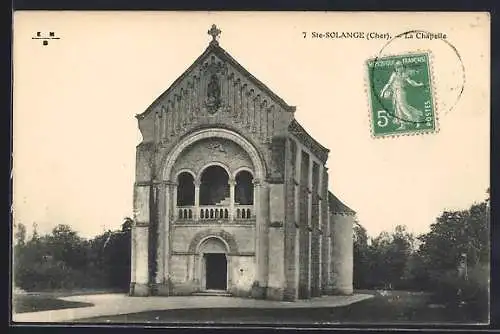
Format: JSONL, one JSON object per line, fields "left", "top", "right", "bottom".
{"left": 194, "top": 180, "right": 200, "bottom": 221}
{"left": 172, "top": 183, "right": 178, "bottom": 220}
{"left": 229, "top": 179, "right": 236, "bottom": 221}
{"left": 331, "top": 214, "right": 354, "bottom": 295}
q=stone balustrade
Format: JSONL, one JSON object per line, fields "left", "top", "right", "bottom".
{"left": 175, "top": 204, "right": 253, "bottom": 222}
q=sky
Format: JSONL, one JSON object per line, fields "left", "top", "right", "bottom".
{"left": 13, "top": 11, "right": 490, "bottom": 239}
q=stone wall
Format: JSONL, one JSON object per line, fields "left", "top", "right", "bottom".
{"left": 170, "top": 225, "right": 255, "bottom": 254}
{"left": 330, "top": 213, "right": 354, "bottom": 295}
{"left": 166, "top": 225, "right": 256, "bottom": 296}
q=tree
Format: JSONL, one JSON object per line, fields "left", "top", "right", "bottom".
{"left": 353, "top": 222, "right": 370, "bottom": 288}
{"left": 364, "top": 225, "right": 415, "bottom": 289}
{"left": 418, "top": 200, "right": 489, "bottom": 274}
{"left": 413, "top": 190, "right": 490, "bottom": 319}
{"left": 14, "top": 222, "right": 27, "bottom": 246}
{"left": 31, "top": 222, "right": 39, "bottom": 241}
{"left": 14, "top": 219, "right": 133, "bottom": 291}
{"left": 46, "top": 224, "right": 87, "bottom": 270}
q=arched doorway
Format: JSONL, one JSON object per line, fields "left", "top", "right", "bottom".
{"left": 198, "top": 237, "right": 229, "bottom": 291}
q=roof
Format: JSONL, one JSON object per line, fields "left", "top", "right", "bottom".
{"left": 137, "top": 40, "right": 296, "bottom": 119}
{"left": 328, "top": 191, "right": 356, "bottom": 216}
{"left": 288, "top": 119, "right": 330, "bottom": 163}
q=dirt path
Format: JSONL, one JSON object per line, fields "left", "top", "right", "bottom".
{"left": 13, "top": 293, "right": 373, "bottom": 323}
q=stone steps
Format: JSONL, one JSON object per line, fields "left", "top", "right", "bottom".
{"left": 192, "top": 290, "right": 232, "bottom": 297}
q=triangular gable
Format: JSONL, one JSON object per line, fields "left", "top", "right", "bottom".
{"left": 137, "top": 43, "right": 296, "bottom": 119}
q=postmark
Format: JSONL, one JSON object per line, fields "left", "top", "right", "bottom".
{"left": 365, "top": 29, "right": 466, "bottom": 138}
{"left": 367, "top": 52, "right": 437, "bottom": 137}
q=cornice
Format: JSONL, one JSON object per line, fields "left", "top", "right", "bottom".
{"left": 288, "top": 119, "right": 329, "bottom": 163}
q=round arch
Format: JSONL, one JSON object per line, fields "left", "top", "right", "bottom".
{"left": 188, "top": 229, "right": 239, "bottom": 255}
{"left": 162, "top": 128, "right": 265, "bottom": 183}
{"left": 232, "top": 167, "right": 254, "bottom": 179}
{"left": 197, "top": 161, "right": 232, "bottom": 183}
{"left": 197, "top": 236, "right": 230, "bottom": 254}
{"left": 174, "top": 169, "right": 196, "bottom": 181}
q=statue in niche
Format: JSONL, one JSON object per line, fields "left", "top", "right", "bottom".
{"left": 206, "top": 74, "right": 221, "bottom": 114}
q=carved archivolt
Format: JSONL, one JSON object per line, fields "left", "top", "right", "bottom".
{"left": 188, "top": 229, "right": 239, "bottom": 254}
{"left": 162, "top": 128, "right": 266, "bottom": 183}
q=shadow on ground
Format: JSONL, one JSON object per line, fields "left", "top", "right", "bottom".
{"left": 12, "top": 288, "right": 125, "bottom": 314}
{"left": 75, "top": 290, "right": 489, "bottom": 325}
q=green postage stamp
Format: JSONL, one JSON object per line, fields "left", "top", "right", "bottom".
{"left": 366, "top": 52, "right": 437, "bottom": 137}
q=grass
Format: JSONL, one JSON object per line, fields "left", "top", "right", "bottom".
{"left": 12, "top": 288, "right": 126, "bottom": 314}
{"left": 75, "top": 290, "right": 489, "bottom": 325}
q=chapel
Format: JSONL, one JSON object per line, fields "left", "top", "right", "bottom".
{"left": 130, "top": 25, "right": 356, "bottom": 301}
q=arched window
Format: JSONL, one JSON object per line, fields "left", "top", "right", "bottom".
{"left": 177, "top": 172, "right": 195, "bottom": 206}
{"left": 199, "top": 165, "right": 230, "bottom": 205}
{"left": 235, "top": 170, "right": 254, "bottom": 205}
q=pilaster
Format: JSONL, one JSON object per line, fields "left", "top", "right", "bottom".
{"left": 254, "top": 179, "right": 269, "bottom": 291}
{"left": 267, "top": 178, "right": 286, "bottom": 300}
{"left": 155, "top": 182, "right": 166, "bottom": 285}
{"left": 307, "top": 156, "right": 313, "bottom": 295}
{"left": 283, "top": 138, "right": 299, "bottom": 301}
{"left": 321, "top": 168, "right": 332, "bottom": 294}
{"left": 294, "top": 144, "right": 302, "bottom": 299}
{"left": 130, "top": 222, "right": 150, "bottom": 296}
{"left": 130, "top": 183, "right": 151, "bottom": 296}
{"left": 157, "top": 180, "right": 175, "bottom": 295}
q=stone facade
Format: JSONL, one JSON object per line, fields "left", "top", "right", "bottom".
{"left": 129, "top": 27, "right": 356, "bottom": 301}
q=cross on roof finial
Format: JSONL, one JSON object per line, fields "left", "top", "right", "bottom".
{"left": 208, "top": 24, "right": 221, "bottom": 45}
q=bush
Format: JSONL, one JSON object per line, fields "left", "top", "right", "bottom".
{"left": 429, "top": 264, "right": 489, "bottom": 321}
{"left": 13, "top": 224, "right": 132, "bottom": 292}
{"left": 461, "top": 264, "right": 489, "bottom": 319}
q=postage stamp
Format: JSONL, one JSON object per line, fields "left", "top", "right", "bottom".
{"left": 366, "top": 52, "right": 437, "bottom": 137}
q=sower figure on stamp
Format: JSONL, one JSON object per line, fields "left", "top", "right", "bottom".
{"left": 380, "top": 60, "right": 424, "bottom": 130}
